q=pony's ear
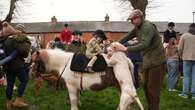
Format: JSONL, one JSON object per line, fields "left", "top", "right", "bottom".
{"left": 36, "top": 51, "right": 40, "bottom": 56}
{"left": 32, "top": 50, "right": 41, "bottom": 62}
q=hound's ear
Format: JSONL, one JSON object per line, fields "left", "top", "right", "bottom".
{"left": 109, "top": 43, "right": 114, "bottom": 50}
{"left": 112, "top": 46, "right": 117, "bottom": 52}
{"left": 111, "top": 42, "right": 117, "bottom": 52}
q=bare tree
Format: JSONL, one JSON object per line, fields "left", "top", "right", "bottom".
{"left": 0, "top": 0, "right": 18, "bottom": 30}
{"left": 129, "top": 0, "right": 148, "bottom": 17}
{"left": 0, "top": 0, "right": 32, "bottom": 30}
{"left": 5, "top": 0, "right": 17, "bottom": 23}
{"left": 115, "top": 0, "right": 148, "bottom": 17}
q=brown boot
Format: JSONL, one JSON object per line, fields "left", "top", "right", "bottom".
{"left": 6, "top": 100, "right": 12, "bottom": 109}
{"left": 12, "top": 97, "right": 28, "bottom": 108}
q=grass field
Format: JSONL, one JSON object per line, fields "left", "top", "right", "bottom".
{"left": 1, "top": 77, "right": 195, "bottom": 110}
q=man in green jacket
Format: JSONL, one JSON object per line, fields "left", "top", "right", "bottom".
{"left": 115, "top": 9, "right": 166, "bottom": 110}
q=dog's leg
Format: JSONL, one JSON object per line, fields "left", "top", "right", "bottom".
{"left": 119, "top": 91, "right": 130, "bottom": 110}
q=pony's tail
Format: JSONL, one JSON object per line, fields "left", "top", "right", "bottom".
{"left": 135, "top": 96, "right": 144, "bottom": 110}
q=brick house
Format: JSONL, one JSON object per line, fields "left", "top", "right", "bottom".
{"left": 12, "top": 21, "right": 191, "bottom": 48}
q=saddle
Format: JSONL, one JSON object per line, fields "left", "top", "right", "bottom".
{"left": 70, "top": 53, "right": 107, "bottom": 73}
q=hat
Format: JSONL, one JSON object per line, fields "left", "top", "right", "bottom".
{"left": 189, "top": 23, "right": 195, "bottom": 35}
{"left": 15, "top": 24, "right": 25, "bottom": 32}
{"left": 54, "top": 37, "right": 60, "bottom": 42}
{"left": 64, "top": 23, "right": 68, "bottom": 27}
{"left": 168, "top": 22, "right": 175, "bottom": 27}
{"left": 72, "top": 30, "right": 82, "bottom": 36}
{"left": 128, "top": 9, "right": 143, "bottom": 20}
{"left": 93, "top": 30, "right": 107, "bottom": 40}
{"left": 189, "top": 23, "right": 195, "bottom": 28}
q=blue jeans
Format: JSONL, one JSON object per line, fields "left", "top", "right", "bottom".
{"left": 132, "top": 61, "right": 141, "bottom": 89}
{"left": 5, "top": 68, "right": 29, "bottom": 100}
{"left": 182, "top": 61, "right": 195, "bottom": 96}
{"left": 124, "top": 42, "right": 142, "bottom": 89}
{"left": 167, "top": 59, "right": 179, "bottom": 89}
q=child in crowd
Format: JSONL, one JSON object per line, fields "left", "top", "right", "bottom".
{"left": 85, "top": 30, "right": 107, "bottom": 72}
{"left": 165, "top": 37, "right": 179, "bottom": 91}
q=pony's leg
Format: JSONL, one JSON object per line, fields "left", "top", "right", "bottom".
{"left": 51, "top": 80, "right": 57, "bottom": 94}
{"left": 67, "top": 84, "right": 79, "bottom": 110}
{"left": 77, "top": 91, "right": 81, "bottom": 107}
{"left": 34, "top": 77, "right": 43, "bottom": 96}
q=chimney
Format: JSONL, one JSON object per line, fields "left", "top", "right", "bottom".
{"left": 105, "top": 13, "right": 109, "bottom": 22}
{"left": 51, "top": 16, "right": 57, "bottom": 23}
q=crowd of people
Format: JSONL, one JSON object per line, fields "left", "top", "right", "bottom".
{"left": 178, "top": 23, "right": 195, "bottom": 99}
{"left": 163, "top": 22, "right": 195, "bottom": 100}
{"left": 0, "top": 9, "right": 195, "bottom": 110}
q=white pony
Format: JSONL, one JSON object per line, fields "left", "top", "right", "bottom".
{"left": 31, "top": 48, "right": 143, "bottom": 110}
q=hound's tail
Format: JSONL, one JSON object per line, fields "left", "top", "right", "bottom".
{"left": 135, "top": 96, "right": 144, "bottom": 110}
{"left": 127, "top": 58, "right": 135, "bottom": 82}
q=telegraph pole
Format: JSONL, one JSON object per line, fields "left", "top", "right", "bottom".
{"left": 193, "top": 11, "right": 195, "bottom": 23}
{"left": 0, "top": 11, "right": 3, "bottom": 20}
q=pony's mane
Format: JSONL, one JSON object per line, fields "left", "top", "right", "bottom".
{"left": 46, "top": 49, "right": 74, "bottom": 71}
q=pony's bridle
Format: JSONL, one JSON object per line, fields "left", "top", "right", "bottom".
{"left": 31, "top": 51, "right": 46, "bottom": 77}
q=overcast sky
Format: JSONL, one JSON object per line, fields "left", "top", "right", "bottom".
{"left": 0, "top": 0, "right": 195, "bottom": 23}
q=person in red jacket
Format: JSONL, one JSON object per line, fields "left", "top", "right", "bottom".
{"left": 60, "top": 23, "right": 72, "bottom": 45}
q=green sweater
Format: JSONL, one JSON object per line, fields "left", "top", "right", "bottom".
{"left": 120, "top": 20, "right": 166, "bottom": 69}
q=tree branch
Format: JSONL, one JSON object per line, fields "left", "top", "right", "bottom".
{"left": 4, "top": 0, "right": 17, "bottom": 22}
{"left": 129, "top": 0, "right": 148, "bottom": 17}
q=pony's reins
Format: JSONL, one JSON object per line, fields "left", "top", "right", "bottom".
{"left": 57, "top": 57, "right": 71, "bottom": 81}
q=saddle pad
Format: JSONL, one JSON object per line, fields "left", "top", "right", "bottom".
{"left": 70, "top": 53, "right": 107, "bottom": 73}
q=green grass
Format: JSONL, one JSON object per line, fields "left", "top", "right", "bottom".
{"left": 1, "top": 77, "right": 195, "bottom": 110}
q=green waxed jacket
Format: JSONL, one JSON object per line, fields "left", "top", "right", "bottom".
{"left": 120, "top": 20, "right": 166, "bottom": 69}
{"left": 4, "top": 34, "right": 31, "bottom": 71}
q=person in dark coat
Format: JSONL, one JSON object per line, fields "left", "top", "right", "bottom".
{"left": 50, "top": 37, "right": 65, "bottom": 50}
{"left": 67, "top": 30, "right": 86, "bottom": 53}
{"left": 4, "top": 24, "right": 31, "bottom": 109}
{"left": 71, "top": 30, "right": 82, "bottom": 45}
{"left": 0, "top": 22, "right": 18, "bottom": 65}
{"left": 0, "top": 22, "right": 17, "bottom": 89}
{"left": 163, "top": 22, "right": 177, "bottom": 44}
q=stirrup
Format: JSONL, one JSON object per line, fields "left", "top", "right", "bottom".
{"left": 85, "top": 67, "right": 94, "bottom": 73}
